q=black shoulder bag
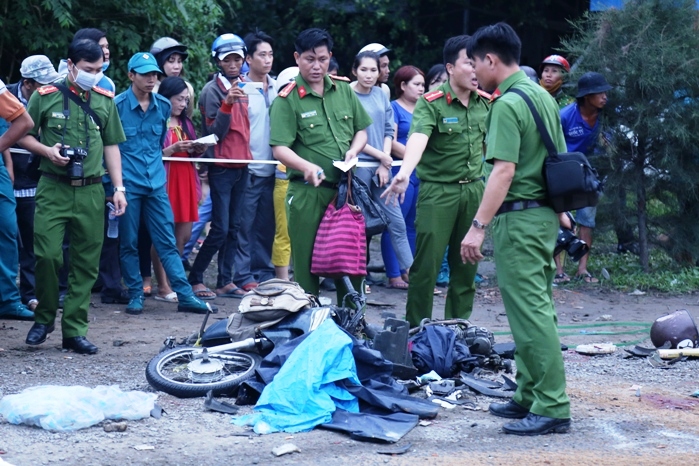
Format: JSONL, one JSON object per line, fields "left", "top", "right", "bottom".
{"left": 507, "top": 88, "right": 602, "bottom": 213}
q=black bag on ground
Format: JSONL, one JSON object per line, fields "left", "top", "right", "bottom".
{"left": 507, "top": 88, "right": 602, "bottom": 213}
{"left": 338, "top": 170, "right": 390, "bottom": 236}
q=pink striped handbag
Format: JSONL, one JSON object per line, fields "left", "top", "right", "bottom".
{"left": 311, "top": 178, "right": 367, "bottom": 278}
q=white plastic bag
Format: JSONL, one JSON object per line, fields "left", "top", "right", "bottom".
{"left": 0, "top": 385, "right": 157, "bottom": 432}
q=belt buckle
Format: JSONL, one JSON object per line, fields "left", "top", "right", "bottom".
{"left": 70, "top": 179, "right": 83, "bottom": 187}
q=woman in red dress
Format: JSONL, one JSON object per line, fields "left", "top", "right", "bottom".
{"left": 151, "top": 76, "right": 205, "bottom": 301}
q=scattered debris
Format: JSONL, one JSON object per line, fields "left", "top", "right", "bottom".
{"left": 418, "top": 420, "right": 432, "bottom": 427}
{"left": 112, "top": 340, "right": 127, "bottom": 347}
{"left": 103, "top": 421, "right": 127, "bottom": 432}
{"left": 133, "top": 444, "right": 155, "bottom": 451}
{"left": 204, "top": 390, "right": 239, "bottom": 414}
{"left": 690, "top": 390, "right": 699, "bottom": 398}
{"left": 271, "top": 443, "right": 300, "bottom": 457}
{"left": 376, "top": 442, "right": 412, "bottom": 455}
{"left": 575, "top": 343, "right": 616, "bottom": 355}
{"left": 598, "top": 314, "right": 613, "bottom": 321}
{"left": 629, "top": 289, "right": 646, "bottom": 296}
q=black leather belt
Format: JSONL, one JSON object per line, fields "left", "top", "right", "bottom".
{"left": 290, "top": 178, "right": 339, "bottom": 189}
{"left": 496, "top": 199, "right": 549, "bottom": 216}
{"left": 42, "top": 172, "right": 103, "bottom": 187}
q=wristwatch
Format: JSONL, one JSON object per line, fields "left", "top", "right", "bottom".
{"left": 472, "top": 218, "right": 488, "bottom": 230}
{"left": 113, "top": 186, "right": 126, "bottom": 193}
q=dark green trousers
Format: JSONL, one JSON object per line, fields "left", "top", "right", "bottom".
{"left": 493, "top": 207, "right": 570, "bottom": 419}
{"left": 406, "top": 180, "right": 483, "bottom": 326}
{"left": 286, "top": 181, "right": 364, "bottom": 303}
{"left": 34, "top": 178, "right": 104, "bottom": 338}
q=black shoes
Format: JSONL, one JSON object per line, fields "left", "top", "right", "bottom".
{"left": 502, "top": 413, "right": 571, "bottom": 436}
{"left": 101, "top": 289, "right": 130, "bottom": 304}
{"left": 62, "top": 336, "right": 98, "bottom": 354}
{"left": 26, "top": 322, "right": 55, "bottom": 345}
{"left": 489, "top": 400, "right": 530, "bottom": 419}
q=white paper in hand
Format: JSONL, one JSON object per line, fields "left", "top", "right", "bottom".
{"left": 191, "top": 134, "right": 218, "bottom": 146}
{"left": 333, "top": 158, "right": 358, "bottom": 172}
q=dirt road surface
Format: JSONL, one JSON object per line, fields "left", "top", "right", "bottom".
{"left": 1, "top": 260, "right": 698, "bottom": 465}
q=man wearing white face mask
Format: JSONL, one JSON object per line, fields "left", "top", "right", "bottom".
{"left": 19, "top": 39, "right": 127, "bottom": 354}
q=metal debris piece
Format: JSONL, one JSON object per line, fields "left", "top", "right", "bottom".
{"left": 204, "top": 390, "right": 239, "bottom": 414}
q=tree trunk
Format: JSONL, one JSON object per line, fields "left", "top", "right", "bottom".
{"left": 635, "top": 159, "right": 649, "bottom": 272}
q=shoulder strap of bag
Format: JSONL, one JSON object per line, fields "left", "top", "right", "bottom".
{"left": 506, "top": 88, "right": 557, "bottom": 158}
{"left": 54, "top": 83, "right": 103, "bottom": 133}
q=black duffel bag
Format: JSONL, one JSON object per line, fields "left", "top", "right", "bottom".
{"left": 338, "top": 170, "right": 390, "bottom": 236}
{"left": 507, "top": 88, "right": 603, "bottom": 213}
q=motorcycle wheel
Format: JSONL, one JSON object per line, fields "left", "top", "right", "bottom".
{"left": 145, "top": 346, "right": 262, "bottom": 398}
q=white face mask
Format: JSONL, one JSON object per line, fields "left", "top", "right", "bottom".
{"left": 71, "top": 66, "right": 104, "bottom": 91}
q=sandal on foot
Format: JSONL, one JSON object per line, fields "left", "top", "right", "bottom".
{"left": 576, "top": 272, "right": 599, "bottom": 283}
{"left": 554, "top": 273, "right": 571, "bottom": 284}
{"left": 143, "top": 285, "right": 152, "bottom": 297}
{"left": 386, "top": 279, "right": 409, "bottom": 290}
{"left": 154, "top": 292, "right": 178, "bottom": 303}
{"left": 217, "top": 286, "right": 246, "bottom": 299}
{"left": 192, "top": 287, "right": 217, "bottom": 300}
{"left": 433, "top": 288, "right": 443, "bottom": 296}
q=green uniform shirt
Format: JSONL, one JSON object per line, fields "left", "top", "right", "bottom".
{"left": 486, "top": 71, "right": 566, "bottom": 202}
{"left": 409, "top": 81, "right": 489, "bottom": 183}
{"left": 26, "top": 79, "right": 126, "bottom": 178}
{"left": 269, "top": 74, "right": 372, "bottom": 184}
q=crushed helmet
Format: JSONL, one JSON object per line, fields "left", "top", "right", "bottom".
{"left": 211, "top": 33, "right": 246, "bottom": 61}
{"left": 540, "top": 54, "right": 570, "bottom": 74}
{"left": 150, "top": 37, "right": 188, "bottom": 70}
{"left": 650, "top": 309, "right": 699, "bottom": 349}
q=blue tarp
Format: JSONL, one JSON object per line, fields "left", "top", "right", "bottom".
{"left": 233, "top": 319, "right": 360, "bottom": 434}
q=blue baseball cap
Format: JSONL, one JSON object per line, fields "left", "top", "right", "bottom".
{"left": 128, "top": 52, "right": 162, "bottom": 74}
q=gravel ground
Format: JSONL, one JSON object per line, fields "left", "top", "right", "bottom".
{"left": 1, "top": 256, "right": 699, "bottom": 465}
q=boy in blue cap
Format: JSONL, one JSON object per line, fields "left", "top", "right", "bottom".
{"left": 115, "top": 52, "right": 217, "bottom": 316}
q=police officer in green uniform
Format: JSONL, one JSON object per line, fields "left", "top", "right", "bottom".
{"left": 19, "top": 39, "right": 127, "bottom": 354}
{"left": 461, "top": 23, "right": 571, "bottom": 435}
{"left": 269, "top": 28, "right": 371, "bottom": 300}
{"left": 382, "top": 35, "right": 489, "bottom": 327}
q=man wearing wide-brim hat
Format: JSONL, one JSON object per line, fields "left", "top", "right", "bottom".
{"left": 553, "top": 71, "right": 613, "bottom": 285}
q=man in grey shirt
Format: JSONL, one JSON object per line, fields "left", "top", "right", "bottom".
{"left": 233, "top": 31, "right": 278, "bottom": 290}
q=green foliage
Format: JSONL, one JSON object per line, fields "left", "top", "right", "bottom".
{"left": 1, "top": 0, "right": 222, "bottom": 94}
{"left": 561, "top": 0, "right": 699, "bottom": 269}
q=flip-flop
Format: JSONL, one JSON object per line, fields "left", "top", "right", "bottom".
{"left": 193, "top": 287, "right": 217, "bottom": 300}
{"left": 386, "top": 280, "right": 409, "bottom": 290}
{"left": 143, "top": 285, "right": 152, "bottom": 297}
{"left": 433, "top": 288, "right": 443, "bottom": 296}
{"left": 554, "top": 273, "right": 571, "bottom": 284}
{"left": 576, "top": 272, "right": 599, "bottom": 284}
{"left": 217, "top": 286, "right": 246, "bottom": 299}
{"left": 154, "top": 292, "right": 178, "bottom": 303}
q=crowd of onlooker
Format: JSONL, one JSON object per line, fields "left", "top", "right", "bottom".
{"left": 0, "top": 25, "right": 612, "bottom": 356}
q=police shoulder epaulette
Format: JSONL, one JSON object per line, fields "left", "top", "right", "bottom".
{"left": 329, "top": 74, "right": 350, "bottom": 82}
{"left": 92, "top": 86, "right": 115, "bottom": 98}
{"left": 37, "top": 85, "right": 58, "bottom": 96}
{"left": 476, "top": 89, "right": 492, "bottom": 101}
{"left": 424, "top": 90, "right": 444, "bottom": 102}
{"left": 278, "top": 81, "right": 297, "bottom": 98}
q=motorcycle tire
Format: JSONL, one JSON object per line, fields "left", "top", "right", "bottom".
{"left": 145, "top": 346, "right": 262, "bottom": 398}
